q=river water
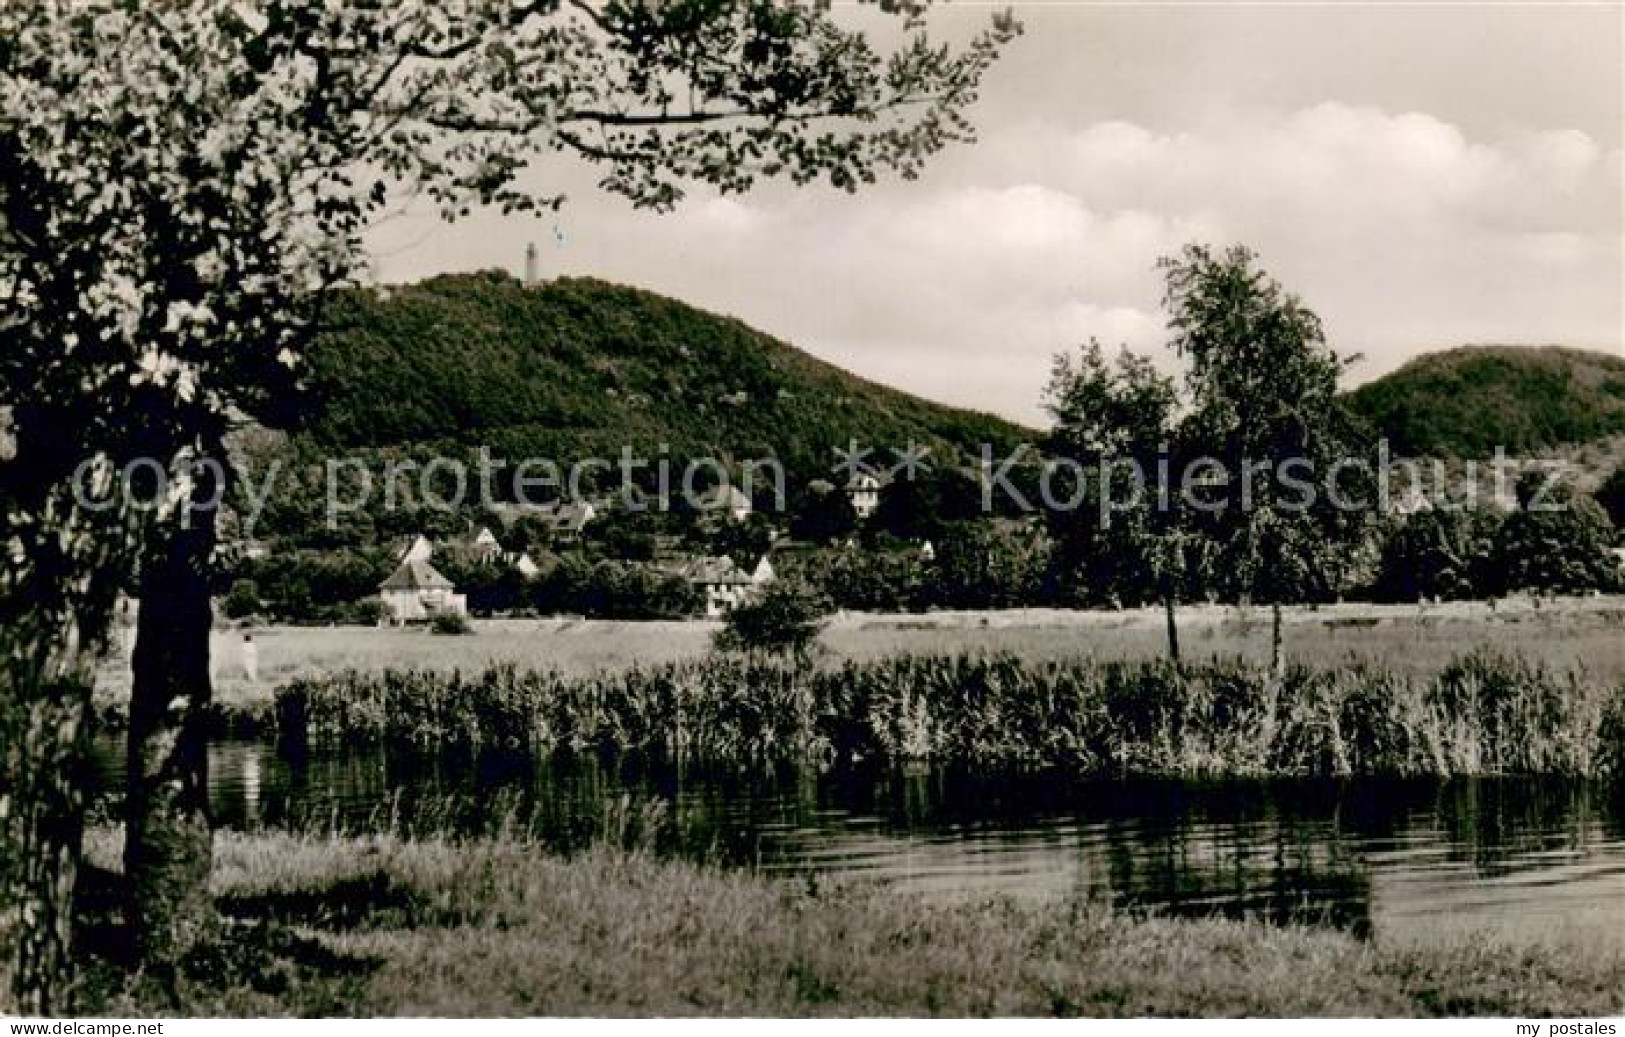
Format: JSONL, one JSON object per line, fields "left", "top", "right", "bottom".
{"left": 91, "top": 739, "right": 1625, "bottom": 949}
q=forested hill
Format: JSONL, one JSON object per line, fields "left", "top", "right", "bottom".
{"left": 291, "top": 279, "right": 1623, "bottom": 493}
{"left": 301, "top": 272, "right": 1029, "bottom": 479}
{"left": 1343, "top": 345, "right": 1625, "bottom": 458}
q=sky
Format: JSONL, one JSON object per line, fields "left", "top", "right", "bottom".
{"left": 367, "top": 2, "right": 1625, "bottom": 427}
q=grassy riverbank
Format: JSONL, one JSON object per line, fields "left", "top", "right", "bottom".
{"left": 264, "top": 650, "right": 1625, "bottom": 779}
{"left": 73, "top": 827, "right": 1625, "bottom": 1017}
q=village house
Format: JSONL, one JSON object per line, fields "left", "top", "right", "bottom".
{"left": 378, "top": 558, "right": 468, "bottom": 624}
{"left": 534, "top": 499, "right": 597, "bottom": 542}
{"left": 450, "top": 526, "right": 505, "bottom": 563}
{"left": 847, "top": 472, "right": 881, "bottom": 520}
{"left": 671, "top": 553, "right": 776, "bottom": 617}
{"left": 696, "top": 484, "right": 752, "bottom": 524}
{"left": 678, "top": 556, "right": 755, "bottom": 617}
{"left": 749, "top": 554, "right": 776, "bottom": 586}
{"left": 446, "top": 525, "right": 542, "bottom": 573}
{"left": 395, "top": 527, "right": 541, "bottom": 577}
{"left": 393, "top": 534, "right": 435, "bottom": 565}
{"left": 510, "top": 551, "right": 544, "bottom": 578}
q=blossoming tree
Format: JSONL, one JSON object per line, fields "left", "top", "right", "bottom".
{"left": 0, "top": 0, "right": 1018, "bottom": 1009}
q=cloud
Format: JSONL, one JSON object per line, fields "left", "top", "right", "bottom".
{"left": 1008, "top": 103, "right": 1617, "bottom": 239}
{"left": 815, "top": 105, "right": 1621, "bottom": 419}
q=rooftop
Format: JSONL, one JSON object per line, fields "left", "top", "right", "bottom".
{"left": 379, "top": 558, "right": 456, "bottom": 592}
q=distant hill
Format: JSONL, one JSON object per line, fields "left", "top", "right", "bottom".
{"left": 298, "top": 271, "right": 1029, "bottom": 484}
{"left": 1343, "top": 345, "right": 1625, "bottom": 458}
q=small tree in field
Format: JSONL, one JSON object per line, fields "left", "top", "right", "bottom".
{"left": 1161, "top": 245, "right": 1374, "bottom": 676}
{"left": 221, "top": 580, "right": 263, "bottom": 621}
{"left": 1044, "top": 341, "right": 1196, "bottom": 659}
{"left": 715, "top": 579, "right": 830, "bottom": 660}
{"left": 0, "top": 0, "right": 1019, "bottom": 1008}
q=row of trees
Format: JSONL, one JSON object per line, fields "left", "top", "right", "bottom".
{"left": 782, "top": 492, "right": 1621, "bottom": 619}
{"left": 782, "top": 249, "right": 1624, "bottom": 651}
{"left": 1372, "top": 482, "right": 1621, "bottom": 602}
{"left": 781, "top": 521, "right": 1047, "bottom": 611}
{"left": 1033, "top": 245, "right": 1371, "bottom": 671}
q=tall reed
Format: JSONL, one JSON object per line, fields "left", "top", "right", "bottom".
{"left": 273, "top": 650, "right": 1625, "bottom": 779}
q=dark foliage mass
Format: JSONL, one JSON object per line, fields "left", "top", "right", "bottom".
{"left": 1488, "top": 482, "right": 1621, "bottom": 597}
{"left": 1595, "top": 465, "right": 1625, "bottom": 534}
{"left": 714, "top": 578, "right": 830, "bottom": 657}
{"left": 1370, "top": 508, "right": 1503, "bottom": 603}
{"left": 1369, "top": 490, "right": 1620, "bottom": 603}
{"left": 1344, "top": 345, "right": 1625, "bottom": 458}
{"left": 259, "top": 273, "right": 1028, "bottom": 523}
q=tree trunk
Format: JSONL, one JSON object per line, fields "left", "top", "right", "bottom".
{"left": 0, "top": 670, "right": 93, "bottom": 1015}
{"left": 2, "top": 437, "right": 129, "bottom": 1013}
{"left": 124, "top": 505, "right": 218, "bottom": 972}
{"left": 1269, "top": 600, "right": 1285, "bottom": 679}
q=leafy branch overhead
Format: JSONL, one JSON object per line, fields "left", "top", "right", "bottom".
{"left": 408, "top": 1, "right": 1024, "bottom": 209}
{"left": 0, "top": 0, "right": 1021, "bottom": 452}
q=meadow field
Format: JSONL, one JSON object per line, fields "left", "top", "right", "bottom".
{"left": 95, "top": 595, "right": 1625, "bottom": 710}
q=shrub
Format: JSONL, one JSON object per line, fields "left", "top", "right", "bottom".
{"left": 343, "top": 598, "right": 389, "bottom": 626}
{"left": 714, "top": 579, "right": 830, "bottom": 658}
{"left": 429, "top": 611, "right": 473, "bottom": 636}
{"left": 222, "top": 578, "right": 262, "bottom": 620}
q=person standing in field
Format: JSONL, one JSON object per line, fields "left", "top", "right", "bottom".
{"left": 241, "top": 633, "right": 258, "bottom": 685}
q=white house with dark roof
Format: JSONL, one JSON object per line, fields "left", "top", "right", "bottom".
{"left": 395, "top": 527, "right": 542, "bottom": 579}
{"left": 440, "top": 525, "right": 513, "bottom": 566}
{"left": 509, "top": 551, "right": 543, "bottom": 577}
{"left": 378, "top": 558, "right": 467, "bottom": 624}
{"left": 846, "top": 472, "right": 882, "bottom": 520}
{"left": 678, "top": 556, "right": 755, "bottom": 617}
{"left": 465, "top": 526, "right": 504, "bottom": 560}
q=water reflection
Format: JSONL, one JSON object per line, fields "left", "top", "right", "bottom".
{"left": 93, "top": 739, "right": 1625, "bottom": 948}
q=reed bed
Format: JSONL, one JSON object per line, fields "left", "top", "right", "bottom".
{"left": 272, "top": 650, "right": 1625, "bottom": 779}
